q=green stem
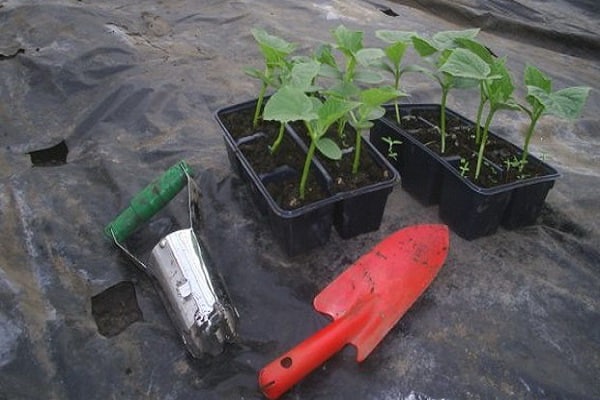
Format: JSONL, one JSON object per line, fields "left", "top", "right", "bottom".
{"left": 519, "top": 111, "right": 541, "bottom": 171}
{"left": 299, "top": 140, "right": 317, "bottom": 200}
{"left": 352, "top": 128, "right": 363, "bottom": 174}
{"left": 337, "top": 118, "right": 346, "bottom": 138}
{"left": 475, "top": 89, "right": 486, "bottom": 144}
{"left": 394, "top": 73, "right": 401, "bottom": 125}
{"left": 345, "top": 57, "right": 356, "bottom": 83}
{"left": 270, "top": 122, "right": 285, "bottom": 154}
{"left": 440, "top": 87, "right": 448, "bottom": 154}
{"left": 475, "top": 108, "right": 495, "bottom": 180}
{"left": 253, "top": 81, "right": 267, "bottom": 128}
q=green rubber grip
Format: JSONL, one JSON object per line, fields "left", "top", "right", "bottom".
{"left": 104, "top": 160, "right": 194, "bottom": 243}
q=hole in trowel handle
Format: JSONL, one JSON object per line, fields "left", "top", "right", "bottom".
{"left": 280, "top": 356, "right": 293, "bottom": 368}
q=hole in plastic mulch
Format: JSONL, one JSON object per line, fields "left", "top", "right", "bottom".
{"left": 92, "top": 281, "right": 144, "bottom": 337}
{"left": 29, "top": 140, "right": 69, "bottom": 166}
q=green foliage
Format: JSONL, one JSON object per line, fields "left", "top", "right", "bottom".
{"left": 331, "top": 25, "right": 385, "bottom": 85}
{"left": 245, "top": 28, "right": 297, "bottom": 127}
{"left": 458, "top": 158, "right": 470, "bottom": 177}
{"left": 439, "top": 48, "right": 491, "bottom": 81}
{"left": 262, "top": 60, "right": 321, "bottom": 154}
{"left": 519, "top": 65, "right": 590, "bottom": 169}
{"left": 348, "top": 86, "right": 401, "bottom": 173}
{"left": 410, "top": 29, "right": 482, "bottom": 153}
{"left": 375, "top": 30, "right": 415, "bottom": 124}
{"left": 245, "top": 25, "right": 591, "bottom": 201}
{"left": 381, "top": 136, "right": 402, "bottom": 161}
{"left": 263, "top": 82, "right": 358, "bottom": 199}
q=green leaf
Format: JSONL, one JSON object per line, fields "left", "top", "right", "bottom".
{"left": 356, "top": 48, "right": 385, "bottom": 66}
{"left": 437, "top": 49, "right": 453, "bottom": 67}
{"left": 432, "top": 28, "right": 480, "bottom": 49}
{"left": 251, "top": 28, "right": 296, "bottom": 65}
{"left": 316, "top": 137, "right": 342, "bottom": 160}
{"left": 439, "top": 48, "right": 490, "bottom": 80}
{"left": 314, "top": 43, "right": 337, "bottom": 67}
{"left": 454, "top": 37, "right": 495, "bottom": 64}
{"left": 251, "top": 28, "right": 295, "bottom": 52}
{"left": 451, "top": 76, "right": 480, "bottom": 89}
{"left": 487, "top": 58, "right": 515, "bottom": 104}
{"left": 528, "top": 86, "right": 590, "bottom": 120}
{"left": 332, "top": 25, "right": 363, "bottom": 56}
{"left": 549, "top": 86, "right": 590, "bottom": 119}
{"left": 325, "top": 80, "right": 360, "bottom": 99}
{"left": 383, "top": 41, "right": 409, "bottom": 66}
{"left": 358, "top": 105, "right": 385, "bottom": 122}
{"left": 496, "top": 98, "right": 522, "bottom": 112}
{"left": 378, "top": 62, "right": 396, "bottom": 76}
{"left": 263, "top": 86, "right": 317, "bottom": 123}
{"left": 350, "top": 118, "right": 375, "bottom": 130}
{"left": 402, "top": 64, "right": 432, "bottom": 75}
{"left": 524, "top": 64, "right": 552, "bottom": 93}
{"left": 243, "top": 66, "right": 265, "bottom": 81}
{"left": 375, "top": 30, "right": 416, "bottom": 44}
{"left": 353, "top": 69, "right": 385, "bottom": 84}
{"left": 319, "top": 63, "right": 343, "bottom": 79}
{"left": 359, "top": 87, "right": 400, "bottom": 107}
{"left": 412, "top": 35, "right": 438, "bottom": 57}
{"left": 288, "top": 59, "right": 321, "bottom": 92}
{"left": 316, "top": 97, "right": 359, "bottom": 134}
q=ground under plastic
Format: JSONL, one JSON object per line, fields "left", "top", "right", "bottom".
{"left": 1, "top": 1, "right": 599, "bottom": 399}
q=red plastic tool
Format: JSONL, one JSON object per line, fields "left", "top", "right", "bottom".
{"left": 258, "top": 224, "right": 450, "bottom": 399}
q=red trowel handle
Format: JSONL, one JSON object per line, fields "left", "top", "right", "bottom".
{"left": 258, "top": 301, "right": 372, "bottom": 399}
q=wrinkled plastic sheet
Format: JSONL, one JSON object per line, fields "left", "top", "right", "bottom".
{"left": 1, "top": 1, "right": 599, "bottom": 399}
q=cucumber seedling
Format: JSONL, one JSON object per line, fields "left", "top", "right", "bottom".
{"left": 245, "top": 28, "right": 297, "bottom": 128}
{"left": 518, "top": 64, "right": 590, "bottom": 171}
{"left": 375, "top": 30, "right": 416, "bottom": 125}
{"left": 263, "top": 85, "right": 358, "bottom": 200}
{"left": 410, "top": 29, "right": 480, "bottom": 153}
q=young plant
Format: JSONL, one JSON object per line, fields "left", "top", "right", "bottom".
{"left": 245, "top": 28, "right": 297, "bottom": 128}
{"left": 330, "top": 25, "right": 386, "bottom": 86}
{"left": 503, "top": 155, "right": 527, "bottom": 180}
{"left": 519, "top": 65, "right": 590, "bottom": 170}
{"left": 381, "top": 136, "right": 402, "bottom": 161}
{"left": 452, "top": 37, "right": 498, "bottom": 144}
{"left": 347, "top": 86, "right": 401, "bottom": 173}
{"left": 473, "top": 58, "right": 520, "bottom": 179}
{"left": 267, "top": 59, "right": 321, "bottom": 154}
{"left": 459, "top": 158, "right": 470, "bottom": 177}
{"left": 263, "top": 86, "right": 358, "bottom": 200}
{"left": 411, "top": 29, "right": 481, "bottom": 153}
{"left": 320, "top": 26, "right": 387, "bottom": 138}
{"left": 375, "top": 30, "right": 416, "bottom": 124}
{"left": 313, "top": 26, "right": 399, "bottom": 174}
{"left": 439, "top": 43, "right": 522, "bottom": 179}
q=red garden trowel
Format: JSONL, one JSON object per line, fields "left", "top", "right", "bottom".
{"left": 258, "top": 224, "right": 449, "bottom": 399}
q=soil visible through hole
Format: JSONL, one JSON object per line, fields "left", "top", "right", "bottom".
{"left": 92, "top": 281, "right": 143, "bottom": 337}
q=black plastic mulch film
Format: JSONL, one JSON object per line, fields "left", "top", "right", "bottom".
{"left": 0, "top": 1, "right": 598, "bottom": 399}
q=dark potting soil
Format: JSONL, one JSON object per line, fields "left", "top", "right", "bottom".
{"left": 324, "top": 147, "right": 392, "bottom": 193}
{"left": 218, "top": 107, "right": 333, "bottom": 209}
{"left": 386, "top": 110, "right": 551, "bottom": 188}
{"left": 220, "top": 106, "right": 391, "bottom": 208}
{"left": 290, "top": 121, "right": 392, "bottom": 194}
{"left": 406, "top": 108, "right": 464, "bottom": 129}
{"left": 240, "top": 133, "right": 331, "bottom": 209}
